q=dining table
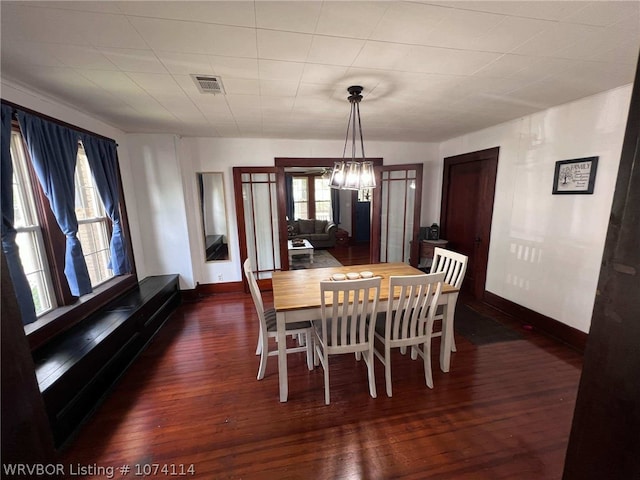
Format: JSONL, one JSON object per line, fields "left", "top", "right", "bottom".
{"left": 271, "top": 262, "right": 460, "bottom": 402}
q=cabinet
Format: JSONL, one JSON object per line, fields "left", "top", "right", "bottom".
{"left": 418, "top": 239, "right": 448, "bottom": 270}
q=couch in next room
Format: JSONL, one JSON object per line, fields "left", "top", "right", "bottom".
{"left": 288, "top": 219, "right": 337, "bottom": 248}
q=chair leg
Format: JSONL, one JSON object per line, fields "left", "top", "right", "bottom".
{"left": 255, "top": 325, "right": 263, "bottom": 355}
{"left": 366, "top": 348, "right": 377, "bottom": 399}
{"left": 385, "top": 345, "right": 392, "bottom": 397}
{"left": 451, "top": 334, "right": 457, "bottom": 352}
{"left": 257, "top": 335, "right": 269, "bottom": 380}
{"left": 305, "top": 331, "right": 313, "bottom": 370}
{"left": 423, "top": 341, "right": 433, "bottom": 389}
{"left": 323, "top": 355, "right": 330, "bottom": 405}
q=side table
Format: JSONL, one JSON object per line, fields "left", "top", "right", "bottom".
{"left": 335, "top": 228, "right": 349, "bottom": 247}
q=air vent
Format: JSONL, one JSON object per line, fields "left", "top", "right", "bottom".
{"left": 191, "top": 74, "right": 225, "bottom": 95}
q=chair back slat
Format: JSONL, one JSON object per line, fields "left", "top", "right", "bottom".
{"left": 320, "top": 277, "right": 381, "bottom": 349}
{"left": 386, "top": 273, "right": 444, "bottom": 341}
{"left": 430, "top": 247, "right": 468, "bottom": 288}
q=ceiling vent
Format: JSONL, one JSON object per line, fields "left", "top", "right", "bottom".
{"left": 191, "top": 74, "right": 225, "bottom": 95}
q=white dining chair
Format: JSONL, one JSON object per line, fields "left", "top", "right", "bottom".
{"left": 429, "top": 247, "right": 468, "bottom": 352}
{"left": 243, "top": 259, "right": 313, "bottom": 380}
{"left": 313, "top": 277, "right": 381, "bottom": 405}
{"left": 373, "top": 272, "right": 445, "bottom": 397}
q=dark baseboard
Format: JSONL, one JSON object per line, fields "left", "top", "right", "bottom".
{"left": 484, "top": 291, "right": 588, "bottom": 353}
{"left": 183, "top": 282, "right": 244, "bottom": 301}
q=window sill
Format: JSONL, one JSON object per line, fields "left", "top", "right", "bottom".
{"left": 26, "top": 274, "right": 138, "bottom": 351}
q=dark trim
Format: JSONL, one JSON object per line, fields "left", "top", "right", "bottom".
{"left": 275, "top": 157, "right": 384, "bottom": 168}
{"left": 1, "top": 99, "right": 116, "bottom": 144}
{"left": 195, "top": 282, "right": 245, "bottom": 297}
{"left": 484, "top": 291, "right": 587, "bottom": 353}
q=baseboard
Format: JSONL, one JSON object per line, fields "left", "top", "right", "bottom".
{"left": 484, "top": 291, "right": 588, "bottom": 353}
{"left": 184, "top": 281, "right": 244, "bottom": 300}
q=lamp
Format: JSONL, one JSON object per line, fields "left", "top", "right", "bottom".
{"left": 329, "top": 86, "right": 376, "bottom": 190}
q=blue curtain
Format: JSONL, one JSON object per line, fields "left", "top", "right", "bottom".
{"left": 81, "top": 134, "right": 131, "bottom": 275}
{"left": 331, "top": 188, "right": 341, "bottom": 225}
{"left": 16, "top": 111, "right": 92, "bottom": 297}
{"left": 285, "top": 174, "right": 294, "bottom": 220}
{"left": 1, "top": 104, "right": 37, "bottom": 325}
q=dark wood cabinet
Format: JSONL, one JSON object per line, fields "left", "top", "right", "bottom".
{"left": 415, "top": 239, "right": 448, "bottom": 270}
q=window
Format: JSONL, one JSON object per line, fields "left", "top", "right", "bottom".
{"left": 291, "top": 174, "right": 333, "bottom": 221}
{"left": 292, "top": 177, "right": 309, "bottom": 219}
{"left": 314, "top": 176, "right": 332, "bottom": 221}
{"left": 10, "top": 131, "right": 55, "bottom": 316}
{"left": 3, "top": 110, "right": 136, "bottom": 346}
{"left": 75, "top": 143, "right": 113, "bottom": 287}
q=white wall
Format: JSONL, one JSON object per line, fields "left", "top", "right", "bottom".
{"left": 126, "top": 135, "right": 194, "bottom": 288}
{"left": 441, "top": 85, "right": 632, "bottom": 333}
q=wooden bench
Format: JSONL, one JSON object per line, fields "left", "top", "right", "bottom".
{"left": 32, "top": 275, "right": 181, "bottom": 448}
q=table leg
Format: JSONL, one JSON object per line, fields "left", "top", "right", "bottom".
{"left": 277, "top": 311, "right": 288, "bottom": 402}
{"left": 439, "top": 292, "right": 458, "bottom": 373}
{"left": 310, "top": 249, "right": 314, "bottom": 264}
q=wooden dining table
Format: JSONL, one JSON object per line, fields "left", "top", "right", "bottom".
{"left": 271, "top": 262, "right": 460, "bottom": 402}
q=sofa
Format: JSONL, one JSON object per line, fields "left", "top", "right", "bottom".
{"left": 288, "top": 219, "right": 337, "bottom": 248}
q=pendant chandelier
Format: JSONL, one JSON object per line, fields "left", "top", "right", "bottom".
{"left": 329, "top": 85, "right": 376, "bottom": 190}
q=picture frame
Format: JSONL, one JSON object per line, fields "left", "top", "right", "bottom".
{"left": 552, "top": 156, "right": 598, "bottom": 195}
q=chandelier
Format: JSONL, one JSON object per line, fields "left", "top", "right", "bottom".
{"left": 329, "top": 85, "right": 376, "bottom": 190}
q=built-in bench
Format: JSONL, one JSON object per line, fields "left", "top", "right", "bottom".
{"left": 32, "top": 274, "right": 181, "bottom": 448}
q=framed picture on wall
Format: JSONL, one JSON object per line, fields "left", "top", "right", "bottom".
{"left": 552, "top": 156, "right": 599, "bottom": 194}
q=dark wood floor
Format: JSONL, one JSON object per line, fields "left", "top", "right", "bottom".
{"left": 331, "top": 241, "right": 373, "bottom": 266}
{"left": 59, "top": 245, "right": 583, "bottom": 479}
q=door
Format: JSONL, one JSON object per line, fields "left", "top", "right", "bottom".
{"left": 440, "top": 147, "right": 498, "bottom": 299}
{"left": 233, "top": 167, "right": 286, "bottom": 283}
{"left": 354, "top": 197, "right": 371, "bottom": 243}
{"left": 372, "top": 164, "right": 423, "bottom": 264}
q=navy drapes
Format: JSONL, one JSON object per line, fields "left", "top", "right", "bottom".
{"left": 81, "top": 134, "right": 131, "bottom": 275}
{"left": 1, "top": 104, "right": 37, "bottom": 325}
{"left": 17, "top": 111, "right": 92, "bottom": 297}
{"left": 331, "top": 188, "right": 341, "bottom": 225}
{"left": 285, "top": 174, "right": 294, "bottom": 220}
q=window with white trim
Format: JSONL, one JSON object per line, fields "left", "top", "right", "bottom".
{"left": 10, "top": 130, "right": 56, "bottom": 316}
{"left": 292, "top": 177, "right": 309, "bottom": 219}
{"left": 74, "top": 143, "right": 113, "bottom": 287}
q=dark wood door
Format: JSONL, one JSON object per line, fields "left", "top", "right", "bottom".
{"left": 440, "top": 147, "right": 499, "bottom": 299}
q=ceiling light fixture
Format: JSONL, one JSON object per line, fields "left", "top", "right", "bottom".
{"left": 329, "top": 85, "right": 376, "bottom": 190}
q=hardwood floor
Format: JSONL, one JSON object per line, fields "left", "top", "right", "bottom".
{"left": 331, "top": 241, "right": 372, "bottom": 266}
{"left": 59, "top": 272, "right": 583, "bottom": 480}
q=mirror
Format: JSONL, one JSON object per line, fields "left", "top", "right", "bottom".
{"left": 197, "top": 172, "right": 230, "bottom": 261}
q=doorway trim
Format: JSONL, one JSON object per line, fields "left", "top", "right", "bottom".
{"left": 440, "top": 147, "right": 499, "bottom": 299}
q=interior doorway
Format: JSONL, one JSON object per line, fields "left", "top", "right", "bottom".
{"left": 353, "top": 189, "right": 371, "bottom": 243}
{"left": 440, "top": 147, "right": 499, "bottom": 299}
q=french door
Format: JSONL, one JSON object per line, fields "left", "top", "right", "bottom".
{"left": 233, "top": 167, "right": 286, "bottom": 280}
{"left": 372, "top": 164, "right": 423, "bottom": 264}
{"left": 234, "top": 161, "right": 423, "bottom": 285}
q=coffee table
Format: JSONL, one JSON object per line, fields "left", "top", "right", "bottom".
{"left": 288, "top": 239, "right": 314, "bottom": 264}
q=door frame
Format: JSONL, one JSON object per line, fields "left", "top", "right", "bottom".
{"left": 440, "top": 147, "right": 499, "bottom": 299}
{"left": 371, "top": 163, "right": 424, "bottom": 264}
{"left": 275, "top": 157, "right": 383, "bottom": 262}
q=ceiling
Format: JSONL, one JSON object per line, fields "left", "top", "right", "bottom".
{"left": 1, "top": 1, "right": 639, "bottom": 142}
